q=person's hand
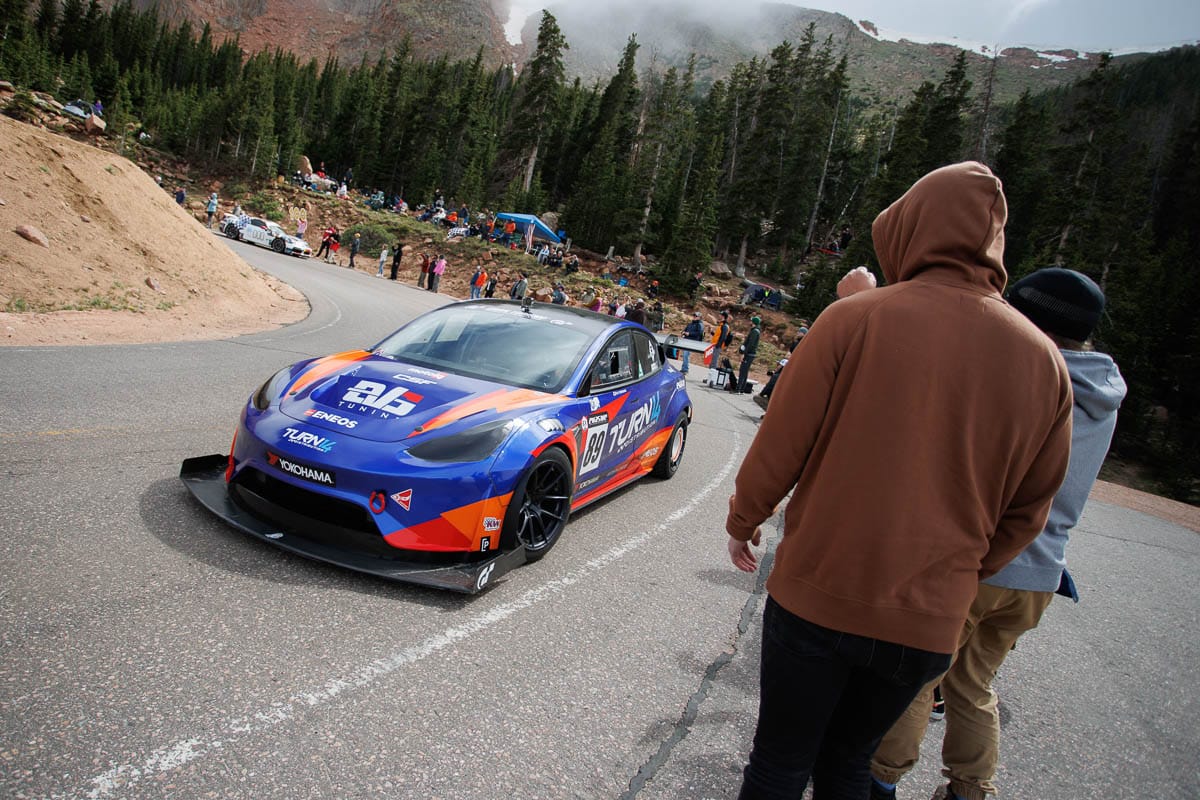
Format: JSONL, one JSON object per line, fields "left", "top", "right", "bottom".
{"left": 728, "top": 529, "right": 762, "bottom": 572}
{"left": 837, "top": 266, "right": 877, "bottom": 299}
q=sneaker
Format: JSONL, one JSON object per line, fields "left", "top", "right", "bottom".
{"left": 930, "top": 686, "right": 946, "bottom": 721}
{"left": 869, "top": 779, "right": 897, "bottom": 800}
{"left": 753, "top": 394, "right": 769, "bottom": 411}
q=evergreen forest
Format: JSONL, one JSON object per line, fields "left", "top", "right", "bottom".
{"left": 1, "top": 1, "right": 1198, "bottom": 500}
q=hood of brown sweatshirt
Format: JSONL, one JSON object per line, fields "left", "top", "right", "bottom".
{"left": 872, "top": 161, "right": 1008, "bottom": 293}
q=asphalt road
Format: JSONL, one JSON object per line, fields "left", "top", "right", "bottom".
{"left": 1, "top": 242, "right": 1197, "bottom": 799}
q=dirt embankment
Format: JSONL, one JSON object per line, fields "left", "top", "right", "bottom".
{"left": 0, "top": 116, "right": 306, "bottom": 346}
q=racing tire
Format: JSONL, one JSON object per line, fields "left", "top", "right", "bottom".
{"left": 651, "top": 415, "right": 687, "bottom": 479}
{"left": 270, "top": 237, "right": 286, "bottom": 253}
{"left": 223, "top": 222, "right": 241, "bottom": 240}
{"left": 503, "top": 448, "right": 572, "bottom": 561}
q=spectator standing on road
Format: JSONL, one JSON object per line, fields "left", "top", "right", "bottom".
{"left": 680, "top": 312, "right": 705, "bottom": 375}
{"left": 470, "top": 264, "right": 486, "bottom": 299}
{"left": 869, "top": 267, "right": 1126, "bottom": 800}
{"left": 316, "top": 225, "right": 336, "bottom": 262}
{"left": 736, "top": 316, "right": 761, "bottom": 393}
{"left": 725, "top": 161, "right": 1073, "bottom": 800}
{"left": 390, "top": 241, "right": 403, "bottom": 280}
{"left": 706, "top": 310, "right": 731, "bottom": 385}
{"left": 348, "top": 232, "right": 361, "bottom": 269}
{"left": 297, "top": 217, "right": 308, "bottom": 238}
{"left": 417, "top": 252, "right": 430, "bottom": 288}
{"left": 377, "top": 246, "right": 388, "bottom": 277}
{"left": 484, "top": 273, "right": 498, "bottom": 298}
{"left": 205, "top": 192, "right": 218, "bottom": 228}
{"left": 429, "top": 254, "right": 446, "bottom": 293}
{"left": 510, "top": 272, "right": 528, "bottom": 300}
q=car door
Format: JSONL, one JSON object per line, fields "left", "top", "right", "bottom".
{"left": 576, "top": 330, "right": 663, "bottom": 483}
{"left": 245, "top": 218, "right": 269, "bottom": 246}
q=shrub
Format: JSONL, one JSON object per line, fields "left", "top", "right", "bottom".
{"left": 245, "top": 191, "right": 283, "bottom": 221}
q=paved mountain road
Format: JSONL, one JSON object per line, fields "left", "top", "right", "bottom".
{"left": 1, "top": 242, "right": 1196, "bottom": 799}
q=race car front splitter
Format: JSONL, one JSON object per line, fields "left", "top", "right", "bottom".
{"left": 180, "top": 454, "right": 525, "bottom": 594}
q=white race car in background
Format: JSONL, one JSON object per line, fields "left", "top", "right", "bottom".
{"left": 221, "top": 214, "right": 312, "bottom": 258}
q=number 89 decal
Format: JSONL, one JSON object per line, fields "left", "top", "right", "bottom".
{"left": 580, "top": 411, "right": 610, "bottom": 474}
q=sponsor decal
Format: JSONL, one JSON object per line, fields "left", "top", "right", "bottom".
{"left": 391, "top": 373, "right": 438, "bottom": 386}
{"left": 390, "top": 489, "right": 413, "bottom": 511}
{"left": 281, "top": 427, "right": 336, "bottom": 453}
{"left": 586, "top": 412, "right": 610, "bottom": 428}
{"left": 588, "top": 397, "right": 601, "bottom": 412}
{"left": 338, "top": 379, "right": 424, "bottom": 419}
{"left": 480, "top": 536, "right": 492, "bottom": 552}
{"left": 476, "top": 562, "right": 496, "bottom": 590}
{"left": 483, "top": 516, "right": 501, "bottom": 532}
{"left": 267, "top": 451, "right": 336, "bottom": 486}
{"left": 576, "top": 475, "right": 600, "bottom": 491}
{"left": 406, "top": 367, "right": 448, "bottom": 380}
{"left": 305, "top": 409, "right": 358, "bottom": 429}
{"left": 475, "top": 305, "right": 577, "bottom": 326}
{"left": 643, "top": 447, "right": 660, "bottom": 459}
{"left": 606, "top": 393, "right": 661, "bottom": 455}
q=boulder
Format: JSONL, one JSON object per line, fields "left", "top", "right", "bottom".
{"left": 533, "top": 286, "right": 554, "bottom": 302}
{"left": 15, "top": 224, "right": 49, "bottom": 247}
{"left": 709, "top": 260, "right": 733, "bottom": 277}
{"left": 84, "top": 114, "right": 106, "bottom": 134}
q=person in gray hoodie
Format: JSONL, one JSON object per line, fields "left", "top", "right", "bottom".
{"left": 869, "top": 267, "right": 1127, "bottom": 800}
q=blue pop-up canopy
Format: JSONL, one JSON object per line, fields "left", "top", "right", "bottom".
{"left": 494, "top": 212, "right": 562, "bottom": 245}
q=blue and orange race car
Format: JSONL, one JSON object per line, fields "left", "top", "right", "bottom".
{"left": 181, "top": 299, "right": 692, "bottom": 592}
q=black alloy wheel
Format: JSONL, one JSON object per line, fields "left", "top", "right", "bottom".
{"left": 270, "top": 237, "right": 286, "bottom": 253}
{"left": 505, "top": 449, "right": 572, "bottom": 560}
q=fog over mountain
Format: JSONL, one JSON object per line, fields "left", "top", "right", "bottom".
{"left": 507, "top": 0, "right": 1150, "bottom": 104}
{"left": 504, "top": 0, "right": 1200, "bottom": 53}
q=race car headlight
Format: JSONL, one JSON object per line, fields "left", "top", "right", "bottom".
{"left": 252, "top": 367, "right": 292, "bottom": 411}
{"left": 407, "top": 419, "right": 514, "bottom": 463}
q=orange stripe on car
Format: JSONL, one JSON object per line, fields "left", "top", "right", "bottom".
{"left": 287, "top": 350, "right": 372, "bottom": 396}
{"left": 411, "top": 388, "right": 563, "bottom": 437}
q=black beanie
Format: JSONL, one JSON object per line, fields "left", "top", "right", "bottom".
{"left": 1007, "top": 267, "right": 1105, "bottom": 342}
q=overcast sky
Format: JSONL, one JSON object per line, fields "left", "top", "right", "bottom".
{"left": 505, "top": 0, "right": 1200, "bottom": 52}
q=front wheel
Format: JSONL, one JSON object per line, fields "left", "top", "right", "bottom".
{"left": 503, "top": 449, "right": 572, "bottom": 561}
{"left": 270, "top": 237, "right": 286, "bottom": 253}
{"left": 223, "top": 222, "right": 240, "bottom": 240}
{"left": 652, "top": 415, "right": 687, "bottom": 479}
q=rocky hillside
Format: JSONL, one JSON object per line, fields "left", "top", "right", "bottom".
{"left": 129, "top": 0, "right": 516, "bottom": 67}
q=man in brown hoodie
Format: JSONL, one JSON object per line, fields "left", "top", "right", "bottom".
{"left": 725, "top": 161, "right": 1072, "bottom": 800}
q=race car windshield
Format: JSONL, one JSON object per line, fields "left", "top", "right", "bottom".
{"left": 373, "top": 304, "right": 594, "bottom": 393}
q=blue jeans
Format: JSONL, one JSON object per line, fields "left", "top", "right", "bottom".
{"left": 681, "top": 351, "right": 690, "bottom": 373}
{"left": 470, "top": 286, "right": 482, "bottom": 299}
{"left": 738, "top": 597, "right": 951, "bottom": 800}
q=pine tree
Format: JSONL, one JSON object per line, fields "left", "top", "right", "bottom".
{"left": 508, "top": 11, "right": 567, "bottom": 195}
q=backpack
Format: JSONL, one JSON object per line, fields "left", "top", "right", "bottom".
{"left": 722, "top": 326, "right": 734, "bottom": 347}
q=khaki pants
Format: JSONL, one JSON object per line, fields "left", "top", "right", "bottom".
{"left": 870, "top": 584, "right": 1054, "bottom": 800}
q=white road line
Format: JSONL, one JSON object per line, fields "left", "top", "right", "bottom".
{"left": 55, "top": 433, "right": 743, "bottom": 800}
